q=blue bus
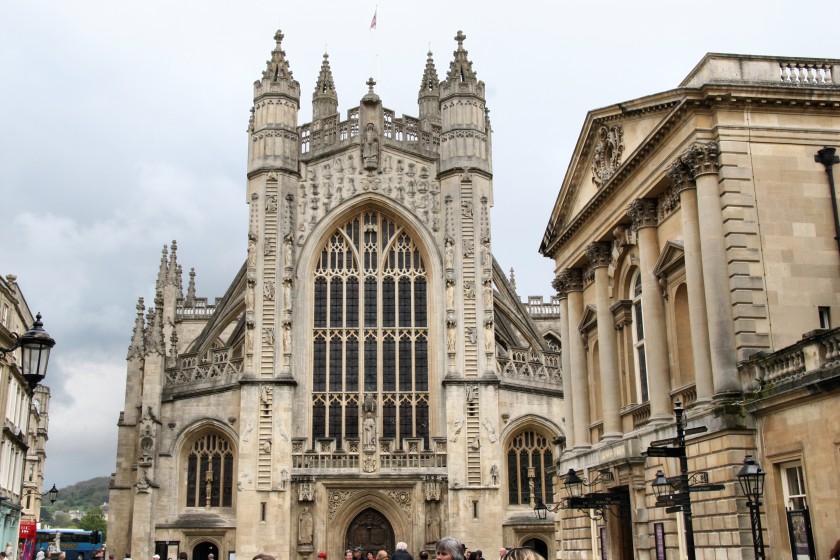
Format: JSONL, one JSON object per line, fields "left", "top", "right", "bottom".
{"left": 35, "top": 530, "right": 103, "bottom": 560}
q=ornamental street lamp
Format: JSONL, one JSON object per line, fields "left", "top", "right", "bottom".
{"left": 737, "top": 455, "right": 766, "bottom": 560}
{"left": 0, "top": 313, "right": 56, "bottom": 392}
{"left": 534, "top": 468, "right": 618, "bottom": 520}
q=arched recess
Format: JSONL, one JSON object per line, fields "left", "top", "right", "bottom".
{"left": 295, "top": 197, "right": 444, "bottom": 451}
{"left": 169, "top": 419, "right": 239, "bottom": 511}
{"left": 327, "top": 491, "right": 413, "bottom": 558}
{"left": 500, "top": 415, "right": 563, "bottom": 509}
{"left": 520, "top": 537, "right": 549, "bottom": 559}
{"left": 190, "top": 540, "right": 220, "bottom": 560}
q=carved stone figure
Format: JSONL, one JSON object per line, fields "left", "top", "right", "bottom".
{"left": 490, "top": 464, "right": 499, "bottom": 486}
{"left": 362, "top": 123, "right": 380, "bottom": 170}
{"left": 444, "top": 237, "right": 455, "bottom": 269}
{"left": 298, "top": 506, "right": 313, "bottom": 545}
{"left": 447, "top": 322, "right": 456, "bottom": 352}
{"left": 426, "top": 505, "right": 441, "bottom": 544}
{"left": 247, "top": 237, "right": 257, "bottom": 269}
{"left": 363, "top": 412, "right": 376, "bottom": 447}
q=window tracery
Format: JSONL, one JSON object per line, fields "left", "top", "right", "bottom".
{"left": 311, "top": 210, "right": 430, "bottom": 449}
{"left": 506, "top": 429, "right": 553, "bottom": 506}
{"left": 185, "top": 431, "right": 234, "bottom": 508}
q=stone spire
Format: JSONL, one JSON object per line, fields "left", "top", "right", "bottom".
{"left": 155, "top": 244, "right": 168, "bottom": 292}
{"left": 262, "top": 29, "right": 294, "bottom": 83}
{"left": 186, "top": 268, "right": 196, "bottom": 306}
{"left": 127, "top": 297, "right": 146, "bottom": 360}
{"left": 444, "top": 30, "right": 477, "bottom": 84}
{"left": 145, "top": 292, "right": 165, "bottom": 357}
{"left": 166, "top": 240, "right": 180, "bottom": 289}
{"left": 313, "top": 52, "right": 338, "bottom": 120}
{"left": 418, "top": 51, "right": 440, "bottom": 125}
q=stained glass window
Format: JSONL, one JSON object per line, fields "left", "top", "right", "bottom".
{"left": 185, "top": 432, "right": 234, "bottom": 508}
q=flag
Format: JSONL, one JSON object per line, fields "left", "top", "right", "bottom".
{"left": 369, "top": 8, "right": 377, "bottom": 30}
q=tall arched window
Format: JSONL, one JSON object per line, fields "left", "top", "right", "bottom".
{"left": 506, "top": 429, "right": 554, "bottom": 506}
{"left": 185, "top": 432, "right": 234, "bottom": 508}
{"left": 312, "top": 210, "right": 430, "bottom": 449}
{"left": 630, "top": 271, "right": 649, "bottom": 403}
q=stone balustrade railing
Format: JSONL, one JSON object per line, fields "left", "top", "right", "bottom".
{"left": 739, "top": 327, "right": 840, "bottom": 390}
{"left": 523, "top": 295, "right": 562, "bottom": 316}
{"left": 165, "top": 351, "right": 243, "bottom": 386}
{"left": 176, "top": 297, "right": 217, "bottom": 319}
{"left": 779, "top": 61, "right": 834, "bottom": 84}
{"left": 497, "top": 348, "right": 562, "bottom": 386}
{"left": 290, "top": 436, "right": 447, "bottom": 471}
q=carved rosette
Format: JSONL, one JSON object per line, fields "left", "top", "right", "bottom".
{"left": 328, "top": 490, "right": 356, "bottom": 519}
{"left": 585, "top": 241, "right": 612, "bottom": 269}
{"left": 627, "top": 198, "right": 659, "bottom": 231}
{"left": 684, "top": 141, "right": 720, "bottom": 178}
{"left": 384, "top": 489, "right": 413, "bottom": 518}
{"left": 592, "top": 124, "right": 625, "bottom": 187}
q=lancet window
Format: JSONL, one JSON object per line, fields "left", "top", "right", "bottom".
{"left": 185, "top": 432, "right": 234, "bottom": 508}
{"left": 311, "top": 210, "right": 430, "bottom": 450}
{"left": 506, "top": 429, "right": 554, "bottom": 506}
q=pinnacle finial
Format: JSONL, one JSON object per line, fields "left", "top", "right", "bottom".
{"left": 274, "top": 29, "right": 284, "bottom": 44}
{"left": 366, "top": 77, "right": 376, "bottom": 93}
{"left": 455, "top": 30, "right": 466, "bottom": 48}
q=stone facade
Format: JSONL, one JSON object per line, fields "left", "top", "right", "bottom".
{"left": 107, "top": 30, "right": 565, "bottom": 560}
{"left": 540, "top": 54, "right": 840, "bottom": 559}
{"left": 0, "top": 274, "right": 52, "bottom": 547}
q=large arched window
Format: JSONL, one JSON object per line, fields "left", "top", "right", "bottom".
{"left": 185, "top": 431, "right": 234, "bottom": 508}
{"left": 311, "top": 210, "right": 430, "bottom": 449}
{"left": 506, "top": 429, "right": 554, "bottom": 506}
{"left": 630, "top": 271, "right": 649, "bottom": 403}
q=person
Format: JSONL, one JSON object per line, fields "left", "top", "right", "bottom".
{"left": 392, "top": 544, "right": 411, "bottom": 560}
{"left": 435, "top": 538, "right": 464, "bottom": 560}
{"left": 366, "top": 553, "right": 375, "bottom": 560}
{"left": 353, "top": 549, "right": 363, "bottom": 560}
{"left": 317, "top": 554, "right": 326, "bottom": 560}
{"left": 153, "top": 556, "right": 160, "bottom": 560}
{"left": 498, "top": 550, "right": 506, "bottom": 559}
{"left": 418, "top": 553, "right": 428, "bottom": 560}
{"left": 252, "top": 555, "right": 276, "bottom": 560}
{"left": 178, "top": 555, "right": 187, "bottom": 560}
{"left": 35, "top": 553, "right": 45, "bottom": 560}
{"left": 207, "top": 555, "right": 214, "bottom": 560}
{"left": 501, "top": 550, "right": 544, "bottom": 560}
{"left": 124, "top": 553, "right": 132, "bottom": 560}
{"left": 375, "top": 552, "right": 387, "bottom": 560}
{"left": 830, "top": 538, "right": 840, "bottom": 560}
{"left": 344, "top": 551, "right": 353, "bottom": 560}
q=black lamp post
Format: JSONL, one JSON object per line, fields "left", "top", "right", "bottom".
{"left": 534, "top": 500, "right": 548, "bottom": 520}
{"left": 1, "top": 313, "right": 56, "bottom": 392}
{"left": 737, "top": 455, "right": 766, "bottom": 560}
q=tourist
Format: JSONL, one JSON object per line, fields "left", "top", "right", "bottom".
{"left": 392, "top": 543, "right": 411, "bottom": 560}
{"left": 435, "top": 538, "right": 464, "bottom": 560}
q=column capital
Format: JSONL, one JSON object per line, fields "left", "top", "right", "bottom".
{"left": 667, "top": 158, "right": 695, "bottom": 194}
{"left": 627, "top": 198, "right": 658, "bottom": 231}
{"left": 585, "top": 241, "right": 612, "bottom": 268}
{"left": 558, "top": 268, "right": 584, "bottom": 292}
{"left": 683, "top": 140, "right": 720, "bottom": 178}
{"left": 551, "top": 275, "right": 568, "bottom": 299}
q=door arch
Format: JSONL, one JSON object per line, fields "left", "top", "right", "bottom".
{"left": 345, "top": 508, "right": 395, "bottom": 556}
{"left": 192, "top": 541, "right": 218, "bottom": 560}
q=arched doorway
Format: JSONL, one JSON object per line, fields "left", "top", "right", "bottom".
{"left": 345, "top": 508, "right": 395, "bottom": 556}
{"left": 521, "top": 538, "right": 548, "bottom": 560}
{"left": 192, "top": 541, "right": 218, "bottom": 560}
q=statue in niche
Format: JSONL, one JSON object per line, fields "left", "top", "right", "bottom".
{"left": 282, "top": 324, "right": 291, "bottom": 353}
{"left": 446, "top": 280, "right": 455, "bottom": 310}
{"left": 284, "top": 235, "right": 293, "bottom": 268}
{"left": 444, "top": 237, "right": 455, "bottom": 269}
{"left": 466, "top": 326, "right": 477, "bottom": 345}
{"left": 483, "top": 281, "right": 493, "bottom": 308}
{"left": 426, "top": 505, "right": 441, "bottom": 543}
{"left": 245, "top": 325, "right": 254, "bottom": 353}
{"left": 490, "top": 464, "right": 499, "bottom": 486}
{"left": 466, "top": 385, "right": 478, "bottom": 403}
{"left": 298, "top": 506, "right": 313, "bottom": 545}
{"left": 362, "top": 123, "right": 380, "bottom": 170}
{"left": 247, "top": 236, "right": 257, "bottom": 269}
{"left": 363, "top": 411, "right": 376, "bottom": 448}
{"left": 245, "top": 280, "right": 255, "bottom": 312}
{"left": 447, "top": 322, "right": 456, "bottom": 352}
{"left": 484, "top": 319, "right": 494, "bottom": 351}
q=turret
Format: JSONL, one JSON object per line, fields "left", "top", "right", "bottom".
{"left": 248, "top": 30, "right": 301, "bottom": 175}
{"left": 312, "top": 53, "right": 338, "bottom": 120}
{"left": 439, "top": 30, "right": 491, "bottom": 174}
{"left": 418, "top": 51, "right": 440, "bottom": 128}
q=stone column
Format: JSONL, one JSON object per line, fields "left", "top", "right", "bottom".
{"left": 685, "top": 142, "right": 740, "bottom": 396}
{"left": 668, "top": 161, "right": 714, "bottom": 404}
{"left": 560, "top": 268, "right": 590, "bottom": 448}
{"left": 552, "top": 276, "right": 574, "bottom": 450}
{"left": 585, "top": 242, "right": 622, "bottom": 439}
{"left": 627, "top": 199, "right": 671, "bottom": 422}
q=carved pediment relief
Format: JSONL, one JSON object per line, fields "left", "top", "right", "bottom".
{"left": 592, "top": 124, "right": 624, "bottom": 187}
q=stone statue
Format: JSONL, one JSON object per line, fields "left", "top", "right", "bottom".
{"left": 363, "top": 412, "right": 376, "bottom": 447}
{"left": 426, "top": 505, "right": 441, "bottom": 543}
{"left": 490, "top": 464, "right": 499, "bottom": 486}
{"left": 298, "top": 506, "right": 313, "bottom": 545}
{"left": 362, "top": 123, "right": 380, "bottom": 170}
{"left": 444, "top": 237, "right": 455, "bottom": 269}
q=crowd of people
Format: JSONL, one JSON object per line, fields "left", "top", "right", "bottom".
{"left": 309, "top": 537, "right": 544, "bottom": 560}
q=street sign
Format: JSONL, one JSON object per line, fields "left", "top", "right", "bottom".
{"left": 684, "top": 426, "right": 708, "bottom": 436}
{"left": 655, "top": 494, "right": 688, "bottom": 506}
{"left": 649, "top": 437, "right": 677, "bottom": 447}
{"left": 689, "top": 484, "right": 725, "bottom": 492}
{"left": 665, "top": 506, "right": 683, "bottom": 514}
{"left": 645, "top": 446, "right": 684, "bottom": 457}
{"left": 568, "top": 493, "right": 624, "bottom": 509}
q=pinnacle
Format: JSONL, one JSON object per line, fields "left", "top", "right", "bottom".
{"left": 263, "top": 28, "right": 294, "bottom": 82}
{"left": 419, "top": 50, "right": 440, "bottom": 93}
{"left": 445, "top": 29, "right": 477, "bottom": 84}
{"left": 314, "top": 52, "right": 337, "bottom": 97}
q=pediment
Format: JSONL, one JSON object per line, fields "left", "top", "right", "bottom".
{"left": 653, "top": 240, "right": 686, "bottom": 278}
{"left": 578, "top": 304, "right": 598, "bottom": 334}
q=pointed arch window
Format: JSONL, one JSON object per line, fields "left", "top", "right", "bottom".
{"left": 185, "top": 432, "right": 234, "bottom": 508}
{"left": 506, "top": 429, "right": 554, "bottom": 506}
{"left": 630, "top": 271, "right": 649, "bottom": 403}
{"left": 311, "top": 211, "right": 430, "bottom": 449}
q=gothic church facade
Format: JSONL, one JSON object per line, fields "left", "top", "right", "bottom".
{"left": 107, "top": 31, "right": 564, "bottom": 560}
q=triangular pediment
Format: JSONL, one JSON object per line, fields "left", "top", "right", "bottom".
{"left": 653, "top": 240, "right": 686, "bottom": 278}
{"left": 540, "top": 89, "right": 686, "bottom": 256}
{"left": 578, "top": 304, "right": 598, "bottom": 334}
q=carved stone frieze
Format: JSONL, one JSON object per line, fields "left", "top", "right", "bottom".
{"left": 328, "top": 490, "right": 356, "bottom": 519}
{"left": 592, "top": 124, "right": 624, "bottom": 187}
{"left": 383, "top": 489, "right": 413, "bottom": 518}
{"left": 628, "top": 198, "right": 659, "bottom": 231}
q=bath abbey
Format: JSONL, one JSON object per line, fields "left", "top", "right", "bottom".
{"left": 108, "top": 28, "right": 840, "bottom": 560}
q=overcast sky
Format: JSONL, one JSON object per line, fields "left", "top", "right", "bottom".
{"left": 1, "top": 1, "right": 836, "bottom": 490}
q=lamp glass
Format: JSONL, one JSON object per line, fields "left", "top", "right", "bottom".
{"left": 534, "top": 501, "right": 547, "bottom": 519}
{"left": 737, "top": 456, "right": 765, "bottom": 500}
{"left": 47, "top": 483, "right": 59, "bottom": 504}
{"left": 652, "top": 470, "right": 671, "bottom": 498}
{"left": 19, "top": 314, "right": 55, "bottom": 390}
{"left": 564, "top": 469, "right": 583, "bottom": 498}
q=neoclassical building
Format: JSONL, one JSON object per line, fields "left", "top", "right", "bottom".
{"left": 540, "top": 54, "right": 840, "bottom": 559}
{"left": 107, "top": 31, "right": 565, "bottom": 560}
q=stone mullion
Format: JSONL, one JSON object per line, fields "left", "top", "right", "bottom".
{"left": 628, "top": 198, "right": 672, "bottom": 423}
{"left": 669, "top": 162, "right": 714, "bottom": 404}
{"left": 687, "top": 142, "right": 740, "bottom": 396}
{"left": 586, "top": 241, "right": 621, "bottom": 440}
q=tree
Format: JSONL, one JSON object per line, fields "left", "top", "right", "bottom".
{"left": 78, "top": 508, "right": 107, "bottom": 534}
